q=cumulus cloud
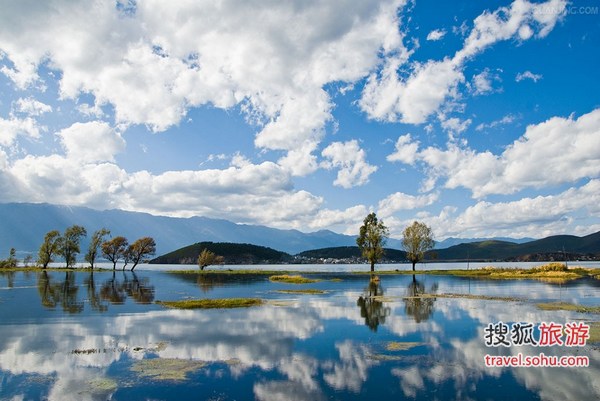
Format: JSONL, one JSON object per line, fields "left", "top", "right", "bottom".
{"left": 515, "top": 70, "right": 543, "bottom": 82}
{"left": 471, "top": 69, "right": 501, "bottom": 95}
{"left": 321, "top": 140, "right": 378, "bottom": 188}
{"left": 360, "top": 0, "right": 566, "bottom": 124}
{"left": 13, "top": 97, "right": 52, "bottom": 116}
{"left": 439, "top": 116, "right": 472, "bottom": 139}
{"left": 378, "top": 192, "right": 439, "bottom": 217}
{"left": 0, "top": 0, "right": 408, "bottom": 173}
{"left": 0, "top": 116, "right": 42, "bottom": 146}
{"left": 387, "top": 134, "right": 420, "bottom": 165}
{"left": 387, "top": 108, "right": 600, "bottom": 198}
{"left": 426, "top": 29, "right": 446, "bottom": 41}
{"left": 381, "top": 179, "right": 600, "bottom": 239}
{"left": 57, "top": 121, "right": 125, "bottom": 163}
{"left": 0, "top": 121, "right": 376, "bottom": 231}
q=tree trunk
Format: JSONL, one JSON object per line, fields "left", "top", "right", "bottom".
{"left": 370, "top": 261, "right": 375, "bottom": 272}
{"left": 412, "top": 261, "right": 416, "bottom": 271}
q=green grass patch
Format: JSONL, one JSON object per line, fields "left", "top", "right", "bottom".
{"left": 168, "top": 269, "right": 294, "bottom": 275}
{"left": 386, "top": 341, "right": 423, "bottom": 351}
{"left": 156, "top": 298, "right": 263, "bottom": 309}
{"left": 130, "top": 358, "right": 206, "bottom": 381}
{"left": 269, "top": 274, "right": 319, "bottom": 284}
{"left": 275, "top": 289, "right": 326, "bottom": 295}
{"left": 536, "top": 302, "right": 600, "bottom": 314}
{"left": 588, "top": 322, "right": 600, "bottom": 343}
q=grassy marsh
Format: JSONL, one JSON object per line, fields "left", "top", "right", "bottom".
{"left": 130, "top": 358, "right": 206, "bottom": 381}
{"left": 536, "top": 302, "right": 600, "bottom": 314}
{"left": 269, "top": 274, "right": 319, "bottom": 284}
{"left": 156, "top": 298, "right": 263, "bottom": 309}
{"left": 275, "top": 289, "right": 326, "bottom": 295}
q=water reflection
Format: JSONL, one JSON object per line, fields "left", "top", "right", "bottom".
{"left": 35, "top": 270, "right": 155, "bottom": 312}
{"left": 1, "top": 271, "right": 599, "bottom": 401}
{"left": 357, "top": 275, "right": 391, "bottom": 332}
{"left": 0, "top": 270, "right": 16, "bottom": 288}
{"left": 403, "top": 275, "right": 438, "bottom": 323}
{"left": 37, "top": 271, "right": 84, "bottom": 313}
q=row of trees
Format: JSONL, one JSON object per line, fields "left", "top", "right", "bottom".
{"left": 356, "top": 213, "right": 434, "bottom": 272}
{"left": 37, "top": 225, "right": 156, "bottom": 270}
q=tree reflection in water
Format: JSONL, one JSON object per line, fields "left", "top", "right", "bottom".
{"left": 357, "top": 275, "right": 391, "bottom": 332}
{"left": 403, "top": 275, "right": 438, "bottom": 323}
{"left": 84, "top": 272, "right": 108, "bottom": 312}
{"left": 36, "top": 270, "right": 155, "bottom": 312}
{"left": 0, "top": 270, "right": 16, "bottom": 288}
{"left": 36, "top": 271, "right": 83, "bottom": 313}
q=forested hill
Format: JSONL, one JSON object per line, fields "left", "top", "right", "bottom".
{"left": 297, "top": 246, "right": 406, "bottom": 262}
{"left": 150, "top": 242, "right": 292, "bottom": 265}
{"left": 150, "top": 230, "right": 600, "bottom": 265}
{"left": 429, "top": 231, "right": 600, "bottom": 261}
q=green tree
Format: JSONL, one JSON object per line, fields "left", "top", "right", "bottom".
{"left": 127, "top": 237, "right": 156, "bottom": 271}
{"left": 85, "top": 228, "right": 110, "bottom": 269}
{"left": 59, "top": 225, "right": 87, "bottom": 268}
{"left": 38, "top": 230, "right": 62, "bottom": 269}
{"left": 101, "top": 236, "right": 129, "bottom": 270}
{"left": 197, "top": 248, "right": 224, "bottom": 270}
{"left": 0, "top": 248, "right": 18, "bottom": 268}
{"left": 402, "top": 221, "right": 435, "bottom": 271}
{"left": 23, "top": 254, "right": 33, "bottom": 267}
{"left": 356, "top": 212, "right": 389, "bottom": 272}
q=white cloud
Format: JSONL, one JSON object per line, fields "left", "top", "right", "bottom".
{"left": 13, "top": 97, "right": 52, "bottom": 116}
{"left": 439, "top": 115, "right": 472, "bottom": 139}
{"left": 471, "top": 69, "right": 500, "bottom": 95}
{"left": 475, "top": 114, "right": 516, "bottom": 131}
{"left": 383, "top": 179, "right": 600, "bottom": 239}
{"left": 0, "top": 116, "right": 42, "bottom": 146}
{"left": 434, "top": 179, "right": 600, "bottom": 239}
{"left": 426, "top": 29, "right": 446, "bottom": 41}
{"left": 388, "top": 108, "right": 600, "bottom": 198}
{"left": 516, "top": 70, "right": 543, "bottom": 82}
{"left": 360, "top": 56, "right": 463, "bottom": 124}
{"left": 0, "top": 0, "right": 408, "bottom": 174}
{"left": 57, "top": 121, "right": 125, "bottom": 163}
{"left": 361, "top": 0, "right": 566, "bottom": 124}
{"left": 387, "top": 134, "right": 420, "bottom": 165}
{"left": 309, "top": 205, "right": 369, "bottom": 234}
{"left": 378, "top": 192, "right": 439, "bottom": 217}
{"left": 454, "top": 0, "right": 566, "bottom": 63}
{"left": 321, "top": 140, "right": 378, "bottom": 188}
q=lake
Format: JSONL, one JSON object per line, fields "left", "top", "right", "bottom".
{"left": 0, "top": 265, "right": 598, "bottom": 400}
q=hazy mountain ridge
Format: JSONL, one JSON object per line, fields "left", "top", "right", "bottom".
{"left": 0, "top": 203, "right": 363, "bottom": 257}
{"left": 3, "top": 202, "right": 589, "bottom": 263}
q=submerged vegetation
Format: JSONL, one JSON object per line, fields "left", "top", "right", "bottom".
{"left": 536, "top": 302, "right": 600, "bottom": 314}
{"left": 156, "top": 298, "right": 264, "bottom": 309}
{"left": 131, "top": 358, "right": 206, "bottom": 381}
{"left": 275, "top": 289, "right": 326, "bottom": 295}
{"left": 356, "top": 263, "right": 598, "bottom": 281}
{"left": 269, "top": 274, "right": 319, "bottom": 284}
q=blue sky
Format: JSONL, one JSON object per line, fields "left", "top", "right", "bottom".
{"left": 0, "top": 0, "right": 599, "bottom": 240}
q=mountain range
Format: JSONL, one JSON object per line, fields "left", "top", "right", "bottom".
{"left": 0, "top": 202, "right": 577, "bottom": 261}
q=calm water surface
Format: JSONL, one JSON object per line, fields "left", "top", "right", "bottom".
{"left": 0, "top": 266, "right": 598, "bottom": 401}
